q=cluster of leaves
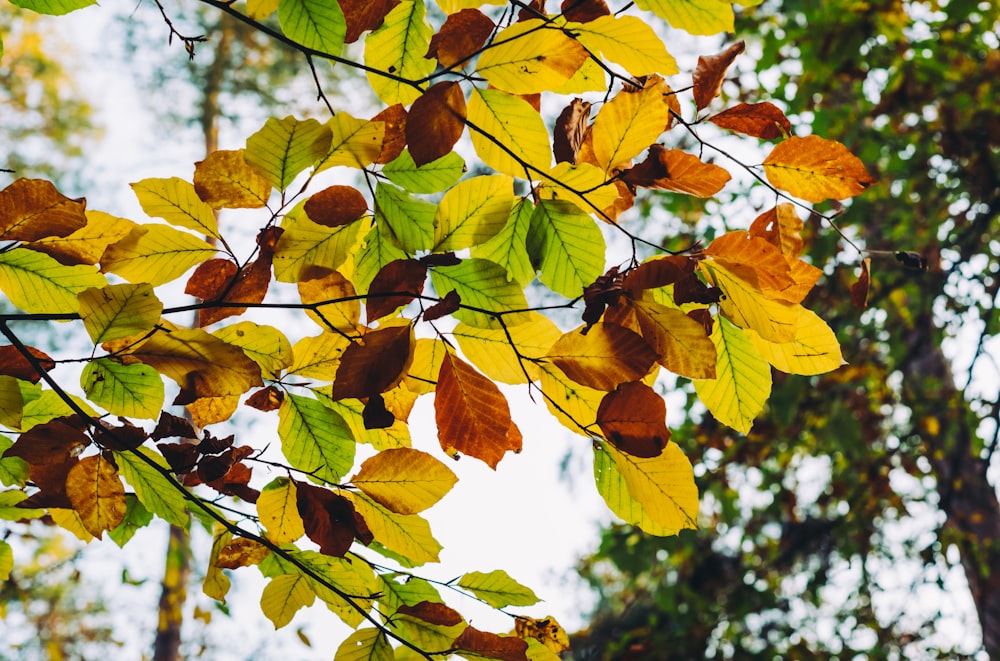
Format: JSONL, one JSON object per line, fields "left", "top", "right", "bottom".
{"left": 1, "top": 0, "right": 874, "bottom": 657}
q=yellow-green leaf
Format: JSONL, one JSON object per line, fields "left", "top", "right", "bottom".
{"left": 537, "top": 361, "right": 603, "bottom": 436}
{"left": 81, "top": 358, "right": 164, "bottom": 420}
{"left": 246, "top": 116, "right": 331, "bottom": 191}
{"left": 114, "top": 447, "right": 189, "bottom": 527}
{"left": 278, "top": 393, "right": 355, "bottom": 483}
{"left": 352, "top": 493, "right": 442, "bottom": 566}
{"left": 65, "top": 454, "right": 126, "bottom": 539}
{"left": 593, "top": 443, "right": 674, "bottom": 535}
{"left": 315, "top": 113, "right": 385, "bottom": 171}
{"left": 335, "top": 628, "right": 394, "bottom": 661}
{"left": 0, "top": 434, "right": 30, "bottom": 487}
{"left": 748, "top": 308, "right": 845, "bottom": 376}
{"left": 204, "top": 525, "right": 233, "bottom": 602}
{"left": 0, "top": 247, "right": 106, "bottom": 314}
{"left": 78, "top": 283, "right": 162, "bottom": 344}
{"left": 320, "top": 397, "right": 412, "bottom": 450}
{"left": 374, "top": 182, "right": 436, "bottom": 252}
{"left": 130, "top": 177, "right": 220, "bottom": 239}
{"left": 278, "top": 0, "right": 346, "bottom": 55}
{"left": 0, "top": 489, "right": 43, "bottom": 521}
{"left": 476, "top": 20, "right": 589, "bottom": 94}
{"left": 100, "top": 224, "right": 216, "bottom": 286}
{"left": 634, "top": 0, "right": 734, "bottom": 36}
{"left": 213, "top": 322, "right": 294, "bottom": 380}
{"left": 257, "top": 477, "right": 306, "bottom": 544}
{"left": 0, "top": 539, "right": 11, "bottom": 581}
{"left": 351, "top": 448, "right": 457, "bottom": 514}
{"left": 470, "top": 198, "right": 535, "bottom": 286}
{"left": 693, "top": 316, "right": 771, "bottom": 433}
{"left": 537, "top": 162, "right": 619, "bottom": 217}
{"left": 468, "top": 88, "right": 552, "bottom": 177}
{"left": 570, "top": 15, "right": 678, "bottom": 76}
{"left": 273, "top": 209, "right": 365, "bottom": 283}
{"left": 433, "top": 175, "right": 513, "bottom": 251}
{"left": 532, "top": 200, "right": 605, "bottom": 299}
{"left": 600, "top": 441, "right": 698, "bottom": 533}
{"left": 365, "top": 1, "right": 435, "bottom": 105}
{"left": 262, "top": 573, "right": 315, "bottom": 629}
{"left": 429, "top": 258, "right": 530, "bottom": 328}
{"left": 287, "top": 332, "right": 350, "bottom": 381}
{"left": 457, "top": 569, "right": 539, "bottom": 608}
{"left": 0, "top": 376, "right": 25, "bottom": 431}
{"left": 453, "top": 313, "right": 561, "bottom": 384}
{"left": 383, "top": 150, "right": 465, "bottom": 195}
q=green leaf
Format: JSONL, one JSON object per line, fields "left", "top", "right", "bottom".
{"left": 364, "top": 0, "right": 435, "bottom": 105}
{"left": 278, "top": 0, "right": 347, "bottom": 55}
{"left": 319, "top": 396, "right": 411, "bottom": 451}
{"left": 107, "top": 494, "right": 154, "bottom": 547}
{"left": 0, "top": 489, "right": 43, "bottom": 521}
{"left": 383, "top": 150, "right": 465, "bottom": 194}
{"left": 468, "top": 88, "right": 552, "bottom": 177}
{"left": 20, "top": 390, "right": 98, "bottom": 431}
{"left": 114, "top": 447, "right": 189, "bottom": 528}
{"left": 0, "top": 247, "right": 106, "bottom": 314}
{"left": 335, "top": 628, "right": 394, "bottom": 661}
{"left": 633, "top": 0, "right": 734, "bottom": 36}
{"left": 433, "top": 175, "right": 514, "bottom": 251}
{"left": 430, "top": 258, "right": 530, "bottom": 328}
{"left": 246, "top": 116, "right": 331, "bottom": 191}
{"left": 8, "top": 0, "right": 96, "bottom": 15}
{"left": 377, "top": 573, "right": 441, "bottom": 613}
{"left": 694, "top": 316, "right": 772, "bottom": 434}
{"left": 81, "top": 358, "right": 165, "bottom": 420}
{"left": 470, "top": 198, "right": 536, "bottom": 285}
{"left": 278, "top": 393, "right": 355, "bottom": 483}
{"left": 532, "top": 200, "right": 605, "bottom": 299}
{"left": 0, "top": 435, "right": 30, "bottom": 487}
{"left": 130, "top": 177, "right": 220, "bottom": 239}
{"left": 352, "top": 222, "right": 409, "bottom": 294}
{"left": 374, "top": 182, "right": 436, "bottom": 252}
{"left": 261, "top": 573, "right": 315, "bottom": 629}
{"left": 77, "top": 283, "right": 162, "bottom": 345}
{"left": 456, "top": 569, "right": 540, "bottom": 608}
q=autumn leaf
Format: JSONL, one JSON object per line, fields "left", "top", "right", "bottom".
{"left": 0, "top": 345, "right": 55, "bottom": 383}
{"left": 763, "top": 136, "right": 875, "bottom": 202}
{"left": 351, "top": 448, "right": 457, "bottom": 514}
{"left": 476, "top": 20, "right": 589, "bottom": 94}
{"left": 692, "top": 40, "right": 745, "bottom": 111}
{"left": 340, "top": 0, "right": 399, "bottom": 43}
{"left": 246, "top": 116, "right": 330, "bottom": 192}
{"left": 451, "top": 626, "right": 529, "bottom": 661}
{"left": 0, "top": 178, "right": 86, "bottom": 242}
{"left": 303, "top": 185, "right": 368, "bottom": 227}
{"left": 553, "top": 98, "right": 592, "bottom": 165}
{"left": 623, "top": 145, "right": 731, "bottom": 197}
{"left": 194, "top": 149, "right": 272, "bottom": 209}
{"left": 596, "top": 381, "right": 670, "bottom": 458}
{"left": 130, "top": 177, "right": 220, "bottom": 239}
{"left": 709, "top": 102, "right": 791, "bottom": 140}
{"left": 426, "top": 8, "right": 493, "bottom": 67}
{"left": 332, "top": 323, "right": 415, "bottom": 400}
{"left": 546, "top": 323, "right": 658, "bottom": 391}
{"left": 406, "top": 81, "right": 467, "bottom": 167}
{"left": 591, "top": 76, "right": 673, "bottom": 172}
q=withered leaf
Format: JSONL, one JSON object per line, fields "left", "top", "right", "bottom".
{"left": 362, "top": 393, "right": 395, "bottom": 430}
{"left": 451, "top": 626, "right": 529, "bottom": 661}
{"left": 157, "top": 442, "right": 200, "bottom": 474}
{"left": 426, "top": 9, "right": 494, "bottom": 68}
{"left": 340, "top": 0, "right": 400, "bottom": 43}
{"left": 295, "top": 482, "right": 364, "bottom": 557}
{"left": 709, "top": 102, "right": 791, "bottom": 140}
{"left": 851, "top": 258, "right": 872, "bottom": 310}
{"left": 332, "top": 324, "right": 415, "bottom": 399}
{"left": 397, "top": 601, "right": 464, "bottom": 626}
{"left": 596, "top": 381, "right": 670, "bottom": 458}
{"left": 553, "top": 98, "right": 592, "bottom": 165}
{"left": 406, "top": 82, "right": 467, "bottom": 167}
{"left": 303, "top": 185, "right": 368, "bottom": 227}
{"left": 423, "top": 289, "right": 461, "bottom": 322}
{"left": 622, "top": 145, "right": 730, "bottom": 197}
{"left": 4, "top": 418, "right": 90, "bottom": 465}
{"left": 372, "top": 104, "right": 408, "bottom": 164}
{"left": 366, "top": 259, "right": 428, "bottom": 321}
{"left": 561, "top": 0, "right": 610, "bottom": 23}
{"left": 0, "top": 345, "right": 55, "bottom": 383}
{"left": 151, "top": 412, "right": 197, "bottom": 441}
{"left": 65, "top": 454, "right": 126, "bottom": 538}
{"left": 246, "top": 386, "right": 284, "bottom": 412}
{"left": 692, "top": 40, "right": 746, "bottom": 111}
{"left": 622, "top": 256, "right": 696, "bottom": 294}
{"left": 0, "top": 178, "right": 87, "bottom": 242}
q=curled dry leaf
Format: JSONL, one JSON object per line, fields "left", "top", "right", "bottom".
{"left": 426, "top": 8, "right": 494, "bottom": 68}
{"left": 692, "top": 40, "right": 746, "bottom": 111}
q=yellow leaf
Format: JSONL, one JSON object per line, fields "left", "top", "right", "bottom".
{"left": 204, "top": 526, "right": 232, "bottom": 602}
{"left": 476, "top": 20, "right": 589, "bottom": 94}
{"left": 551, "top": 57, "right": 606, "bottom": 95}
{"left": 437, "top": 0, "right": 503, "bottom": 12}
{"left": 213, "top": 322, "right": 293, "bottom": 380}
{"left": 597, "top": 442, "right": 698, "bottom": 533}
{"left": 546, "top": 323, "right": 658, "bottom": 391}
{"left": 315, "top": 113, "right": 385, "bottom": 171}
{"left": 78, "top": 283, "right": 162, "bottom": 345}
{"left": 194, "top": 149, "right": 272, "bottom": 209}
{"left": 130, "top": 177, "right": 220, "bottom": 239}
{"left": 298, "top": 268, "right": 361, "bottom": 333}
{"left": 694, "top": 316, "right": 771, "bottom": 434}
{"left": 453, "top": 313, "right": 561, "bottom": 384}
{"left": 433, "top": 174, "right": 514, "bottom": 251}
{"left": 570, "top": 15, "right": 678, "bottom": 77}
{"left": 537, "top": 162, "right": 619, "bottom": 216}
{"left": 701, "top": 260, "right": 802, "bottom": 343}
{"left": 245, "top": 116, "right": 331, "bottom": 191}
{"left": 403, "top": 338, "right": 448, "bottom": 395}
{"left": 351, "top": 448, "right": 457, "bottom": 514}
{"left": 100, "top": 224, "right": 216, "bottom": 286}
{"left": 0, "top": 247, "right": 106, "bottom": 314}
{"left": 247, "top": 0, "right": 279, "bottom": 19}
{"left": 257, "top": 477, "right": 306, "bottom": 544}
{"left": 261, "top": 573, "right": 315, "bottom": 629}
{"left": 537, "top": 361, "right": 603, "bottom": 436}
{"left": 591, "top": 76, "right": 672, "bottom": 172}
{"left": 594, "top": 443, "right": 675, "bottom": 535}
{"left": 335, "top": 627, "right": 394, "bottom": 661}
{"left": 351, "top": 493, "right": 442, "bottom": 566}
{"left": 320, "top": 394, "right": 412, "bottom": 450}
{"left": 632, "top": 299, "right": 717, "bottom": 379}
{"left": 65, "top": 455, "right": 126, "bottom": 539}
{"left": 48, "top": 508, "right": 94, "bottom": 542}
{"left": 634, "top": 0, "right": 734, "bottom": 36}
{"left": 762, "top": 136, "right": 875, "bottom": 202}
{"left": 273, "top": 209, "right": 365, "bottom": 283}
{"left": 28, "top": 210, "right": 135, "bottom": 266}
{"left": 288, "top": 332, "right": 350, "bottom": 381}
{"left": 748, "top": 308, "right": 845, "bottom": 376}
{"left": 364, "top": 1, "right": 435, "bottom": 106}
{"left": 0, "top": 376, "right": 24, "bottom": 431}
{"left": 468, "top": 88, "right": 552, "bottom": 177}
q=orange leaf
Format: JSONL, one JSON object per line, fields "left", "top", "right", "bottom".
{"left": 246, "top": 386, "right": 284, "bottom": 412}
{"left": 193, "top": 150, "right": 271, "bottom": 209}
{"left": 622, "top": 255, "right": 697, "bottom": 294}
{"left": 0, "top": 178, "right": 87, "bottom": 242}
{"left": 340, "top": 0, "right": 400, "bottom": 43}
{"left": 705, "top": 231, "right": 795, "bottom": 292}
{"left": 0, "top": 345, "right": 55, "bottom": 383}
{"left": 436, "top": 352, "right": 522, "bottom": 469}
{"left": 427, "top": 9, "right": 494, "bottom": 68}
{"left": 372, "top": 104, "right": 408, "bottom": 164}
{"left": 623, "top": 146, "right": 731, "bottom": 197}
{"left": 709, "top": 102, "right": 790, "bottom": 140}
{"left": 596, "top": 381, "right": 670, "bottom": 458}
{"left": 632, "top": 299, "right": 717, "bottom": 380}
{"left": 553, "top": 98, "right": 592, "bottom": 165}
{"left": 546, "top": 323, "right": 657, "bottom": 391}
{"left": 397, "top": 601, "right": 464, "bottom": 626}
{"left": 406, "top": 82, "right": 467, "bottom": 167}
{"left": 332, "top": 324, "right": 415, "bottom": 399}
{"left": 185, "top": 229, "right": 277, "bottom": 327}
{"left": 366, "top": 259, "right": 427, "bottom": 321}
{"left": 65, "top": 455, "right": 126, "bottom": 539}
{"left": 692, "top": 40, "right": 745, "bottom": 111}
{"left": 748, "top": 203, "right": 804, "bottom": 258}
{"left": 561, "top": 0, "right": 610, "bottom": 22}
{"left": 303, "top": 185, "right": 368, "bottom": 227}
{"left": 451, "top": 626, "right": 529, "bottom": 661}
{"left": 762, "top": 136, "right": 875, "bottom": 202}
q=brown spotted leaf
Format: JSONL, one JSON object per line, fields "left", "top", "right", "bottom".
{"left": 193, "top": 150, "right": 271, "bottom": 209}
{"left": 303, "top": 185, "right": 368, "bottom": 227}
{"left": 332, "top": 324, "right": 415, "bottom": 399}
{"left": 436, "top": 352, "right": 522, "bottom": 469}
{"left": 451, "top": 626, "right": 529, "bottom": 661}
{"left": 0, "top": 178, "right": 87, "bottom": 241}
{"left": 692, "top": 40, "right": 745, "bottom": 111}
{"left": 709, "top": 102, "right": 791, "bottom": 140}
{"left": 406, "top": 82, "right": 467, "bottom": 167}
{"left": 427, "top": 9, "right": 494, "bottom": 68}
{"left": 372, "top": 104, "right": 408, "bottom": 164}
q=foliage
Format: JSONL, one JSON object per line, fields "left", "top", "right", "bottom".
{"left": 572, "top": 0, "right": 1000, "bottom": 658}
{"left": 0, "top": 0, "right": 880, "bottom": 657}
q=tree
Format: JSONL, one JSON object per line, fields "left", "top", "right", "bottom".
{"left": 1, "top": 0, "right": 879, "bottom": 657}
{"left": 572, "top": 0, "right": 999, "bottom": 658}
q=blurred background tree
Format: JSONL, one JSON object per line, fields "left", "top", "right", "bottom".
{"left": 571, "top": 1, "right": 999, "bottom": 659}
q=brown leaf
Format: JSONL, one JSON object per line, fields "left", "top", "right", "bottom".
{"left": 372, "top": 104, "right": 408, "bottom": 164}
{"left": 546, "top": 323, "right": 658, "bottom": 391}
{"left": 205, "top": 459, "right": 258, "bottom": 503}
{"left": 762, "top": 136, "right": 875, "bottom": 202}
{"left": 303, "top": 185, "right": 368, "bottom": 227}
{"left": 692, "top": 40, "right": 746, "bottom": 111}
{"left": 198, "top": 430, "right": 235, "bottom": 455}
{"left": 418, "top": 252, "right": 462, "bottom": 267}
{"left": 65, "top": 454, "right": 126, "bottom": 539}
{"left": 426, "top": 9, "right": 494, "bottom": 68}
{"left": 246, "top": 386, "right": 284, "bottom": 412}
{"left": 406, "top": 82, "right": 467, "bottom": 167}
{"left": 709, "top": 102, "right": 791, "bottom": 140}
{"left": 597, "top": 381, "right": 669, "bottom": 458}
{"left": 748, "top": 203, "right": 804, "bottom": 257}
{"left": 295, "top": 482, "right": 359, "bottom": 558}
{"left": 22, "top": 460, "right": 76, "bottom": 509}
{"left": 561, "top": 0, "right": 610, "bottom": 22}
{"left": 451, "top": 626, "right": 529, "bottom": 661}
{"left": 197, "top": 445, "right": 252, "bottom": 484}
{"left": 851, "top": 258, "right": 872, "bottom": 310}
{"left": 185, "top": 258, "right": 238, "bottom": 300}
{"left": 215, "top": 537, "right": 270, "bottom": 569}
{"left": 362, "top": 393, "right": 395, "bottom": 429}
{"left": 397, "top": 601, "right": 464, "bottom": 626}
{"left": 423, "top": 289, "right": 461, "bottom": 322}
{"left": 332, "top": 324, "right": 415, "bottom": 399}
{"left": 622, "top": 145, "right": 730, "bottom": 197}
{"left": 4, "top": 418, "right": 90, "bottom": 465}
{"left": 517, "top": 0, "right": 546, "bottom": 21}
{"left": 436, "top": 352, "right": 522, "bottom": 469}
{"left": 92, "top": 423, "right": 147, "bottom": 453}
{"left": 186, "top": 249, "right": 273, "bottom": 327}
{"left": 157, "top": 442, "right": 200, "bottom": 474}
{"left": 553, "top": 98, "right": 592, "bottom": 165}
{"left": 581, "top": 266, "right": 623, "bottom": 331}
{"left": 366, "top": 259, "right": 428, "bottom": 321}
{"left": 340, "top": 0, "right": 400, "bottom": 43}
{"left": 622, "top": 256, "right": 696, "bottom": 294}
{"left": 194, "top": 150, "right": 271, "bottom": 209}
{"left": 151, "top": 412, "right": 197, "bottom": 441}
{"left": 673, "top": 272, "right": 722, "bottom": 305}
{"left": 0, "top": 345, "right": 55, "bottom": 383}
{"left": 0, "top": 178, "right": 87, "bottom": 242}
